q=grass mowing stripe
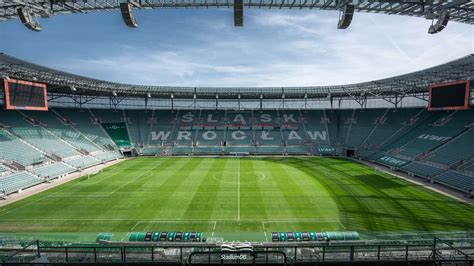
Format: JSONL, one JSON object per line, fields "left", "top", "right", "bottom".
{"left": 237, "top": 158, "right": 240, "bottom": 220}
{"left": 0, "top": 157, "right": 473, "bottom": 242}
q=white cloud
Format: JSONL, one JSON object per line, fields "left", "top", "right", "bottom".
{"left": 55, "top": 10, "right": 474, "bottom": 87}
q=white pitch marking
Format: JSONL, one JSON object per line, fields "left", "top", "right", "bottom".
{"left": 237, "top": 158, "right": 241, "bottom": 221}
{"left": 211, "top": 221, "right": 217, "bottom": 237}
{"left": 338, "top": 221, "right": 347, "bottom": 230}
{"left": 262, "top": 221, "right": 268, "bottom": 241}
{"left": 130, "top": 221, "right": 141, "bottom": 232}
{"left": 213, "top": 221, "right": 217, "bottom": 230}
{"left": 104, "top": 169, "right": 155, "bottom": 197}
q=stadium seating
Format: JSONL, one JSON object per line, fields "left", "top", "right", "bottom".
{"left": 378, "top": 109, "right": 442, "bottom": 153}
{"left": 148, "top": 110, "right": 177, "bottom": 146}
{"left": 255, "top": 146, "right": 285, "bottom": 154}
{"left": 286, "top": 146, "right": 307, "bottom": 154}
{"left": 31, "top": 163, "right": 76, "bottom": 179}
{"left": 193, "top": 146, "right": 223, "bottom": 154}
{"left": 56, "top": 108, "right": 118, "bottom": 149}
{"left": 345, "top": 109, "right": 380, "bottom": 148}
{"left": 0, "top": 164, "right": 10, "bottom": 176}
{"left": 397, "top": 110, "right": 473, "bottom": 158}
{"left": 25, "top": 110, "right": 102, "bottom": 153}
{"left": 0, "top": 172, "right": 41, "bottom": 194}
{"left": 323, "top": 110, "right": 342, "bottom": 147}
{"left": 124, "top": 110, "right": 153, "bottom": 147}
{"left": 193, "top": 117, "right": 225, "bottom": 146}
{"left": 374, "top": 155, "right": 408, "bottom": 168}
{"left": 363, "top": 108, "right": 422, "bottom": 148}
{"left": 169, "top": 147, "right": 193, "bottom": 155}
{"left": 334, "top": 109, "right": 354, "bottom": 147}
{"left": 65, "top": 156, "right": 101, "bottom": 169}
{"left": 0, "top": 128, "right": 46, "bottom": 166}
{"left": 0, "top": 110, "right": 79, "bottom": 158}
{"left": 92, "top": 151, "right": 121, "bottom": 162}
{"left": 301, "top": 110, "right": 331, "bottom": 147}
{"left": 279, "top": 110, "right": 307, "bottom": 145}
{"left": 426, "top": 128, "right": 474, "bottom": 165}
{"left": 400, "top": 161, "right": 445, "bottom": 179}
{"left": 141, "top": 147, "right": 162, "bottom": 155}
{"left": 435, "top": 171, "right": 474, "bottom": 193}
{"left": 466, "top": 164, "right": 474, "bottom": 172}
{"left": 1, "top": 106, "right": 473, "bottom": 195}
{"left": 224, "top": 146, "right": 254, "bottom": 153}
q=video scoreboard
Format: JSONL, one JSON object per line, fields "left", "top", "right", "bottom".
{"left": 3, "top": 78, "right": 48, "bottom": 111}
{"left": 428, "top": 80, "right": 470, "bottom": 111}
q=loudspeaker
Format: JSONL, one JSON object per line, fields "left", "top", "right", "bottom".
{"left": 234, "top": 0, "right": 243, "bottom": 27}
{"left": 337, "top": 4, "right": 354, "bottom": 29}
{"left": 120, "top": 2, "right": 138, "bottom": 28}
{"left": 17, "top": 8, "right": 42, "bottom": 32}
{"left": 428, "top": 10, "right": 449, "bottom": 34}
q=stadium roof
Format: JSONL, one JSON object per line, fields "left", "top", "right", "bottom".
{"left": 0, "top": 53, "right": 473, "bottom": 100}
{"left": 1, "top": 0, "right": 473, "bottom": 24}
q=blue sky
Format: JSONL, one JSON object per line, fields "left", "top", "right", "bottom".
{"left": 0, "top": 9, "right": 472, "bottom": 87}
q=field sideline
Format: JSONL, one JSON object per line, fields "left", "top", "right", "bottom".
{"left": 0, "top": 157, "right": 473, "bottom": 242}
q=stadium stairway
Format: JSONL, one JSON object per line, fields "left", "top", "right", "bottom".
{"left": 124, "top": 110, "right": 153, "bottom": 148}
{"left": 55, "top": 108, "right": 119, "bottom": 150}
{"left": 0, "top": 127, "right": 47, "bottom": 166}
{"left": 357, "top": 108, "right": 390, "bottom": 149}
{"left": 376, "top": 108, "right": 432, "bottom": 152}
{"left": 395, "top": 110, "right": 473, "bottom": 159}
{"left": 346, "top": 109, "right": 385, "bottom": 149}
{"left": 24, "top": 110, "right": 103, "bottom": 154}
{"left": 0, "top": 110, "right": 80, "bottom": 158}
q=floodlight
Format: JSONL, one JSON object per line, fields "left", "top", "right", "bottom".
{"left": 17, "top": 7, "right": 42, "bottom": 32}
{"left": 428, "top": 10, "right": 450, "bottom": 34}
{"left": 234, "top": 0, "right": 243, "bottom": 27}
{"left": 120, "top": 1, "right": 139, "bottom": 28}
{"left": 337, "top": 4, "right": 354, "bottom": 29}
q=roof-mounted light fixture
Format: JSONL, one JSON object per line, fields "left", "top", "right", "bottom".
{"left": 337, "top": 4, "right": 354, "bottom": 29}
{"left": 17, "top": 7, "right": 42, "bottom": 32}
{"left": 120, "top": 0, "right": 140, "bottom": 28}
{"left": 234, "top": 0, "right": 243, "bottom": 27}
{"left": 428, "top": 10, "right": 450, "bottom": 34}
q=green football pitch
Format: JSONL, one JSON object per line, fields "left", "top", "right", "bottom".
{"left": 0, "top": 157, "right": 473, "bottom": 242}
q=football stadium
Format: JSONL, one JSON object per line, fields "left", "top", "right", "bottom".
{"left": 0, "top": 1, "right": 474, "bottom": 265}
